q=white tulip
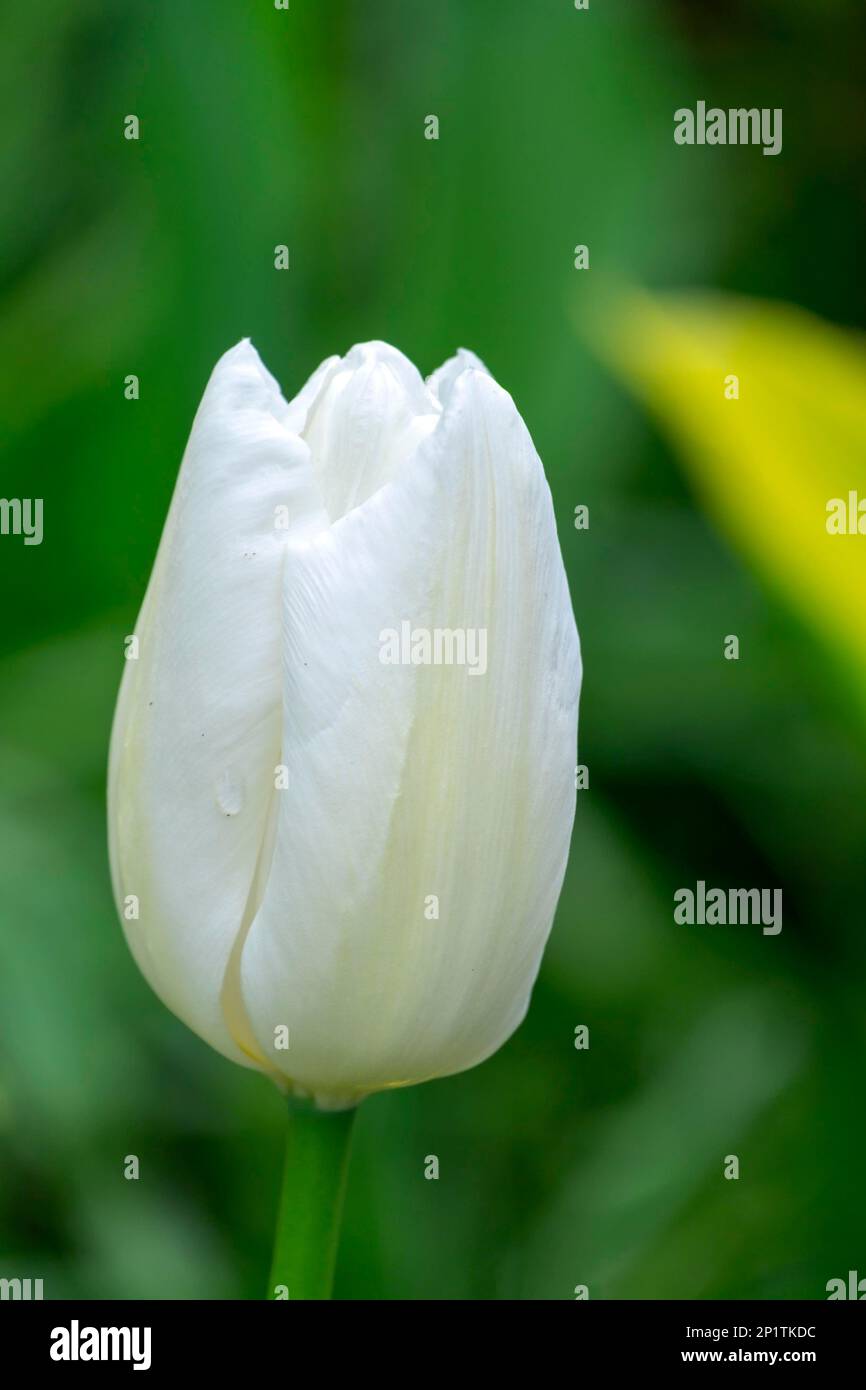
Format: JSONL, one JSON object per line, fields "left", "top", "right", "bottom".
{"left": 108, "top": 340, "right": 581, "bottom": 1109}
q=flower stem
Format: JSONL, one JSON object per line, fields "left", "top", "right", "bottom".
{"left": 267, "top": 1098, "right": 357, "bottom": 1300}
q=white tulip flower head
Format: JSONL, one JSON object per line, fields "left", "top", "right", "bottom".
{"left": 108, "top": 340, "right": 581, "bottom": 1110}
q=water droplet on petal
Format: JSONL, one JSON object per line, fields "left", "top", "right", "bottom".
{"left": 216, "top": 768, "right": 244, "bottom": 816}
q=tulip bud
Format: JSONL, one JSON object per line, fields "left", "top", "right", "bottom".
{"left": 108, "top": 340, "right": 581, "bottom": 1108}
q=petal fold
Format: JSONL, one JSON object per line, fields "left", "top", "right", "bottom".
{"left": 302, "top": 341, "right": 440, "bottom": 521}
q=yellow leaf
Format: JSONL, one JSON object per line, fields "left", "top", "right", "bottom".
{"left": 593, "top": 289, "right": 866, "bottom": 705}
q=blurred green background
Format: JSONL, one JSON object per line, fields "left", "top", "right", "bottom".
{"left": 2, "top": 0, "right": 866, "bottom": 1300}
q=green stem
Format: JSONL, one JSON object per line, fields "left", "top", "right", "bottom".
{"left": 267, "top": 1098, "right": 356, "bottom": 1300}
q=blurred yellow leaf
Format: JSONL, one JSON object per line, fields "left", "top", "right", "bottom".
{"left": 593, "top": 289, "right": 866, "bottom": 709}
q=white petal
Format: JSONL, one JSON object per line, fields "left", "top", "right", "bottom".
{"left": 279, "top": 353, "right": 342, "bottom": 434}
{"left": 240, "top": 365, "right": 581, "bottom": 1105}
{"left": 427, "top": 347, "right": 490, "bottom": 406}
{"left": 302, "top": 341, "right": 440, "bottom": 522}
{"left": 108, "top": 340, "right": 328, "bottom": 1071}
